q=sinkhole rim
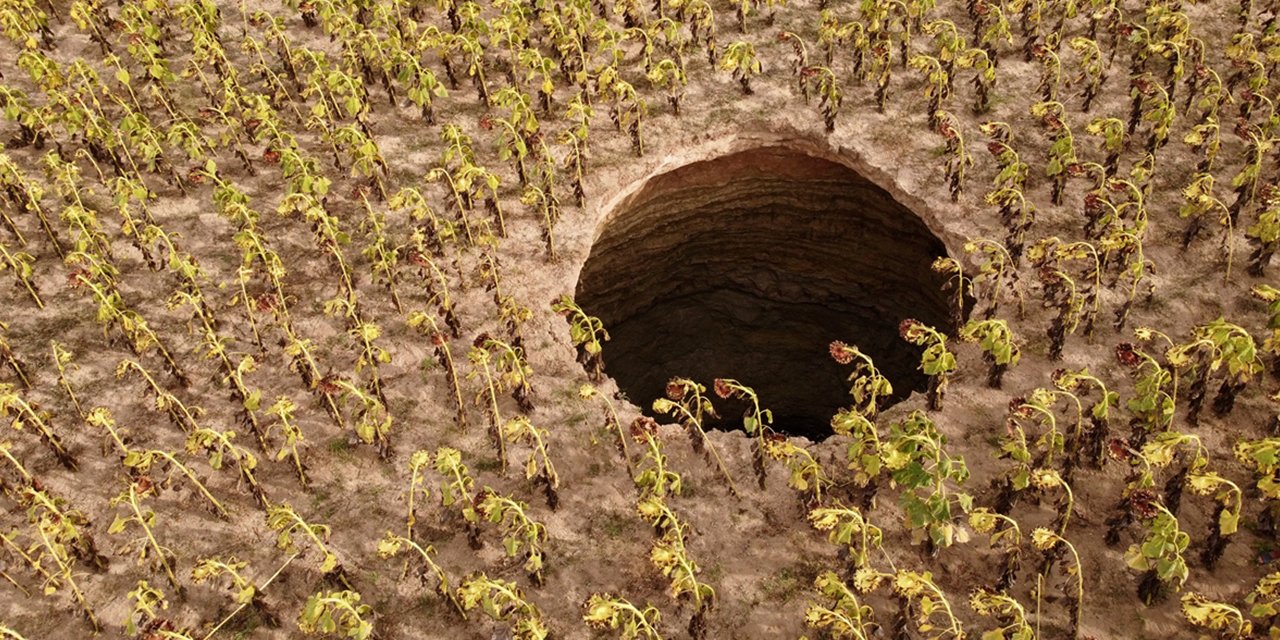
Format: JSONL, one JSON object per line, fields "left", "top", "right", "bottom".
{"left": 573, "top": 139, "right": 964, "bottom": 442}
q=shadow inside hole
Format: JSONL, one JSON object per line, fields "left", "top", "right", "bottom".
{"left": 577, "top": 146, "right": 959, "bottom": 440}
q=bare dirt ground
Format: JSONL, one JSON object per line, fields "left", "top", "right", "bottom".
{"left": 1, "top": 0, "right": 1279, "bottom": 638}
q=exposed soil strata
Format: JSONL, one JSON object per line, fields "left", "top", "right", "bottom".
{"left": 577, "top": 146, "right": 957, "bottom": 438}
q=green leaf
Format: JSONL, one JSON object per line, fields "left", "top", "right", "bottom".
{"left": 891, "top": 461, "right": 930, "bottom": 489}
{"left": 1219, "top": 509, "right": 1239, "bottom": 536}
{"left": 1124, "top": 545, "right": 1148, "bottom": 570}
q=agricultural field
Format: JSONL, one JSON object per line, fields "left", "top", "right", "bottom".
{"left": 3, "top": 0, "right": 1280, "bottom": 637}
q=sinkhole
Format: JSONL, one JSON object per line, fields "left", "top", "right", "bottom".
{"left": 576, "top": 146, "right": 957, "bottom": 440}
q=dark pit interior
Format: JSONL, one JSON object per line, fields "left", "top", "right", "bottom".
{"left": 576, "top": 147, "right": 956, "bottom": 440}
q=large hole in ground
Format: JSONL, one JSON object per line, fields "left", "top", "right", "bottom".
{"left": 577, "top": 146, "right": 957, "bottom": 440}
